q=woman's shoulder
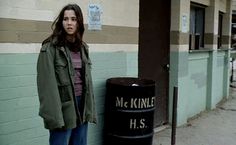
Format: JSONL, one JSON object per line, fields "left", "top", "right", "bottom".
{"left": 41, "top": 40, "right": 55, "bottom": 52}
{"left": 81, "top": 42, "right": 91, "bottom": 58}
{"left": 82, "top": 41, "right": 89, "bottom": 49}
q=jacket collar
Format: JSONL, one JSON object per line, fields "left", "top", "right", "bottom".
{"left": 58, "top": 46, "right": 66, "bottom": 52}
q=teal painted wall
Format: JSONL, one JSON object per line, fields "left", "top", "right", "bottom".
{"left": 169, "top": 51, "right": 189, "bottom": 125}
{"left": 0, "top": 54, "right": 47, "bottom": 145}
{"left": 169, "top": 50, "right": 230, "bottom": 126}
{"left": 187, "top": 53, "right": 209, "bottom": 118}
{"left": 126, "top": 52, "right": 138, "bottom": 77}
{"left": 213, "top": 53, "right": 225, "bottom": 105}
{"left": 0, "top": 51, "right": 138, "bottom": 145}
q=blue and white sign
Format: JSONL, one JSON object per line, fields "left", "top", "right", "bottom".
{"left": 181, "top": 14, "right": 188, "bottom": 33}
{"left": 88, "top": 4, "right": 102, "bottom": 30}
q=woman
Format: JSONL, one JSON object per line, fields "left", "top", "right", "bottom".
{"left": 37, "top": 4, "right": 96, "bottom": 145}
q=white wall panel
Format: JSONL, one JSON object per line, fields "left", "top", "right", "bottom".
{"left": 0, "top": 0, "right": 139, "bottom": 27}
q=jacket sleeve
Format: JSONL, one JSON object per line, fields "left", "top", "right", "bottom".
{"left": 37, "top": 43, "right": 64, "bottom": 129}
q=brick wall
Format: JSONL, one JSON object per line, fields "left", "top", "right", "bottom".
{"left": 0, "top": 53, "right": 48, "bottom": 145}
{"left": 0, "top": 51, "right": 138, "bottom": 145}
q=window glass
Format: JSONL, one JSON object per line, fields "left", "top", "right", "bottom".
{"left": 218, "top": 12, "right": 223, "bottom": 49}
{"left": 189, "top": 4, "right": 205, "bottom": 50}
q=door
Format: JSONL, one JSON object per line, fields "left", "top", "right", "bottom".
{"left": 138, "top": 0, "right": 170, "bottom": 127}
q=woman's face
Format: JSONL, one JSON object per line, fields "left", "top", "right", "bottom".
{"left": 62, "top": 10, "right": 78, "bottom": 36}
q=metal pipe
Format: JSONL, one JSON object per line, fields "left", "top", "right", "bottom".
{"left": 171, "top": 87, "right": 178, "bottom": 145}
{"left": 230, "top": 58, "right": 236, "bottom": 88}
{"left": 230, "top": 59, "right": 234, "bottom": 83}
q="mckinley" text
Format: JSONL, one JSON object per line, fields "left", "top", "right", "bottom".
{"left": 115, "top": 96, "right": 155, "bottom": 109}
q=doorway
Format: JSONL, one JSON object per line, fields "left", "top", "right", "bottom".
{"left": 138, "top": 0, "right": 170, "bottom": 127}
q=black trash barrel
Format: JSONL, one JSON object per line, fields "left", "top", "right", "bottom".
{"left": 104, "top": 77, "right": 156, "bottom": 145}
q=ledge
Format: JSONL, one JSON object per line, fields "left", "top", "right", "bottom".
{"left": 189, "top": 48, "right": 214, "bottom": 53}
{"left": 189, "top": 48, "right": 232, "bottom": 53}
{"left": 217, "top": 48, "right": 231, "bottom": 51}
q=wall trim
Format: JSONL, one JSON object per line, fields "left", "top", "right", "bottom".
{"left": 0, "top": 43, "right": 138, "bottom": 53}
{"left": 0, "top": 18, "right": 138, "bottom": 44}
{"left": 170, "top": 44, "right": 189, "bottom": 52}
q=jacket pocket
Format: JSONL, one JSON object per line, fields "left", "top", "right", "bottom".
{"left": 58, "top": 85, "right": 71, "bottom": 102}
{"left": 62, "top": 101, "right": 74, "bottom": 114}
{"left": 55, "top": 59, "right": 70, "bottom": 86}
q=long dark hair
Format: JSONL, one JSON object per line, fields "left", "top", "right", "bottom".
{"left": 43, "top": 4, "right": 85, "bottom": 48}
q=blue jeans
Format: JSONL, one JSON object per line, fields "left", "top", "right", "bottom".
{"left": 49, "top": 123, "right": 88, "bottom": 145}
{"left": 49, "top": 96, "right": 87, "bottom": 145}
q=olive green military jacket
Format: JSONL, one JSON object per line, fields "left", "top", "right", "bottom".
{"left": 37, "top": 41, "right": 96, "bottom": 130}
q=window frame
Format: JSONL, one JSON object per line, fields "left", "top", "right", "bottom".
{"left": 218, "top": 11, "right": 223, "bottom": 49}
{"left": 189, "top": 3, "right": 206, "bottom": 50}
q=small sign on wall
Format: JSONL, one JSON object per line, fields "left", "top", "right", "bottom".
{"left": 181, "top": 14, "right": 188, "bottom": 33}
{"left": 88, "top": 4, "right": 102, "bottom": 30}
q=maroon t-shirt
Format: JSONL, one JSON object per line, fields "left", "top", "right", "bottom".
{"left": 70, "top": 51, "right": 83, "bottom": 97}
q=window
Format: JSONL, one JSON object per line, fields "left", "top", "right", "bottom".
{"left": 231, "top": 13, "right": 236, "bottom": 48}
{"left": 218, "top": 12, "right": 223, "bottom": 49}
{"left": 189, "top": 4, "right": 205, "bottom": 50}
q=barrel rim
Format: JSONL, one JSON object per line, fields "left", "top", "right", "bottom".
{"left": 107, "top": 77, "right": 156, "bottom": 87}
{"left": 108, "top": 132, "right": 154, "bottom": 139}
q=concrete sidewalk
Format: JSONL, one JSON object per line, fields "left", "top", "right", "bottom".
{"left": 153, "top": 87, "right": 236, "bottom": 145}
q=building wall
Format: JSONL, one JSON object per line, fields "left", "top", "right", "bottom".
{"left": 170, "top": 0, "right": 231, "bottom": 125}
{"left": 231, "top": 0, "right": 236, "bottom": 69}
{"left": 0, "top": 0, "right": 139, "bottom": 145}
{"left": 187, "top": 52, "right": 209, "bottom": 118}
{"left": 232, "top": 0, "right": 236, "bottom": 10}
{"left": 191, "top": 0, "right": 210, "bottom": 6}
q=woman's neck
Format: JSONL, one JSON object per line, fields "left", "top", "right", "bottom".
{"left": 66, "top": 35, "right": 75, "bottom": 43}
